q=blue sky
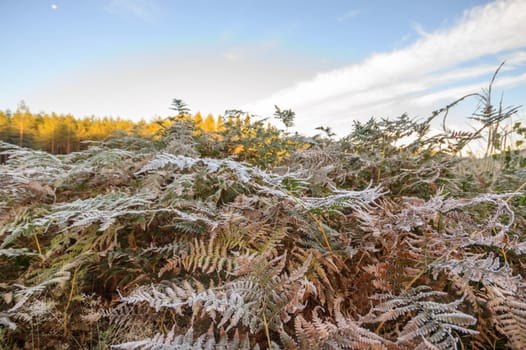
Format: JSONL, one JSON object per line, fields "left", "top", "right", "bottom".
{"left": 1, "top": 0, "right": 525, "bottom": 135}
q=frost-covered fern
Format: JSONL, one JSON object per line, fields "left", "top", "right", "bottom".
{"left": 61, "top": 146, "right": 141, "bottom": 187}
{"left": 364, "top": 286, "right": 478, "bottom": 350}
{"left": 1, "top": 192, "right": 154, "bottom": 248}
{"left": 1, "top": 74, "right": 525, "bottom": 349}
{"left": 0, "top": 142, "right": 62, "bottom": 210}
{"left": 112, "top": 327, "right": 264, "bottom": 350}
{"left": 432, "top": 252, "right": 521, "bottom": 293}
{"left": 136, "top": 153, "right": 257, "bottom": 184}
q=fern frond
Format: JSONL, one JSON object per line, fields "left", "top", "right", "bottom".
{"left": 117, "top": 280, "right": 198, "bottom": 314}
{"left": 431, "top": 252, "right": 520, "bottom": 293}
{"left": 136, "top": 153, "right": 258, "bottom": 184}
{"left": 2, "top": 192, "right": 154, "bottom": 247}
{"left": 104, "top": 303, "right": 153, "bottom": 329}
{"left": 291, "top": 305, "right": 392, "bottom": 350}
{"left": 0, "top": 144, "right": 62, "bottom": 209}
{"left": 158, "top": 237, "right": 241, "bottom": 276}
{"left": 365, "top": 286, "right": 478, "bottom": 349}
{"left": 486, "top": 286, "right": 526, "bottom": 349}
{"left": 111, "top": 326, "right": 261, "bottom": 350}
{"left": 9, "top": 271, "right": 70, "bottom": 312}
{"left": 1, "top": 143, "right": 64, "bottom": 181}
{"left": 301, "top": 186, "right": 384, "bottom": 215}
{"left": 62, "top": 146, "right": 140, "bottom": 187}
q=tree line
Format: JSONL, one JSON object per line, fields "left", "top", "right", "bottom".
{"left": 0, "top": 101, "right": 222, "bottom": 154}
{"left": 0, "top": 101, "right": 303, "bottom": 168}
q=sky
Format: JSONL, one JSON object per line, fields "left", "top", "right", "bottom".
{"left": 1, "top": 0, "right": 525, "bottom": 135}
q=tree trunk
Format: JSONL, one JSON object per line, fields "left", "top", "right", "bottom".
{"left": 19, "top": 123, "right": 24, "bottom": 146}
{"left": 66, "top": 127, "right": 71, "bottom": 154}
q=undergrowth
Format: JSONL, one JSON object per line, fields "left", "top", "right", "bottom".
{"left": 1, "top": 68, "right": 525, "bottom": 349}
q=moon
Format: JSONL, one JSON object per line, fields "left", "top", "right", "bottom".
{"left": 51, "top": 4, "right": 57, "bottom": 10}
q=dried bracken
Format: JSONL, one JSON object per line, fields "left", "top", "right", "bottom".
{"left": 1, "top": 68, "right": 525, "bottom": 349}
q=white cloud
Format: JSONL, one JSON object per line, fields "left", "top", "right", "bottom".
{"left": 411, "top": 22, "right": 431, "bottom": 38}
{"left": 506, "top": 50, "right": 526, "bottom": 66}
{"left": 245, "top": 0, "right": 526, "bottom": 135}
{"left": 414, "top": 71, "right": 526, "bottom": 106}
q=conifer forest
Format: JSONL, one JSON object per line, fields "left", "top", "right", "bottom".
{"left": 1, "top": 75, "right": 526, "bottom": 349}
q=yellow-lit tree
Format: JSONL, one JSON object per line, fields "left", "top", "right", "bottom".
{"left": 37, "top": 113, "right": 61, "bottom": 153}
{"left": 11, "top": 101, "right": 36, "bottom": 147}
{"left": 0, "top": 110, "right": 11, "bottom": 143}
{"left": 63, "top": 114, "right": 79, "bottom": 153}
{"left": 202, "top": 114, "right": 216, "bottom": 133}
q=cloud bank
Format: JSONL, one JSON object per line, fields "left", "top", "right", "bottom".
{"left": 245, "top": 0, "right": 526, "bottom": 135}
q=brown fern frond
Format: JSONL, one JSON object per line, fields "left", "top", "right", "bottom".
{"left": 291, "top": 306, "right": 393, "bottom": 350}
{"left": 486, "top": 286, "right": 526, "bottom": 350}
{"left": 158, "top": 236, "right": 243, "bottom": 277}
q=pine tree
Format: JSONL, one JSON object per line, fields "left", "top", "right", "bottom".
{"left": 202, "top": 114, "right": 216, "bottom": 133}
{"left": 11, "top": 101, "right": 35, "bottom": 147}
